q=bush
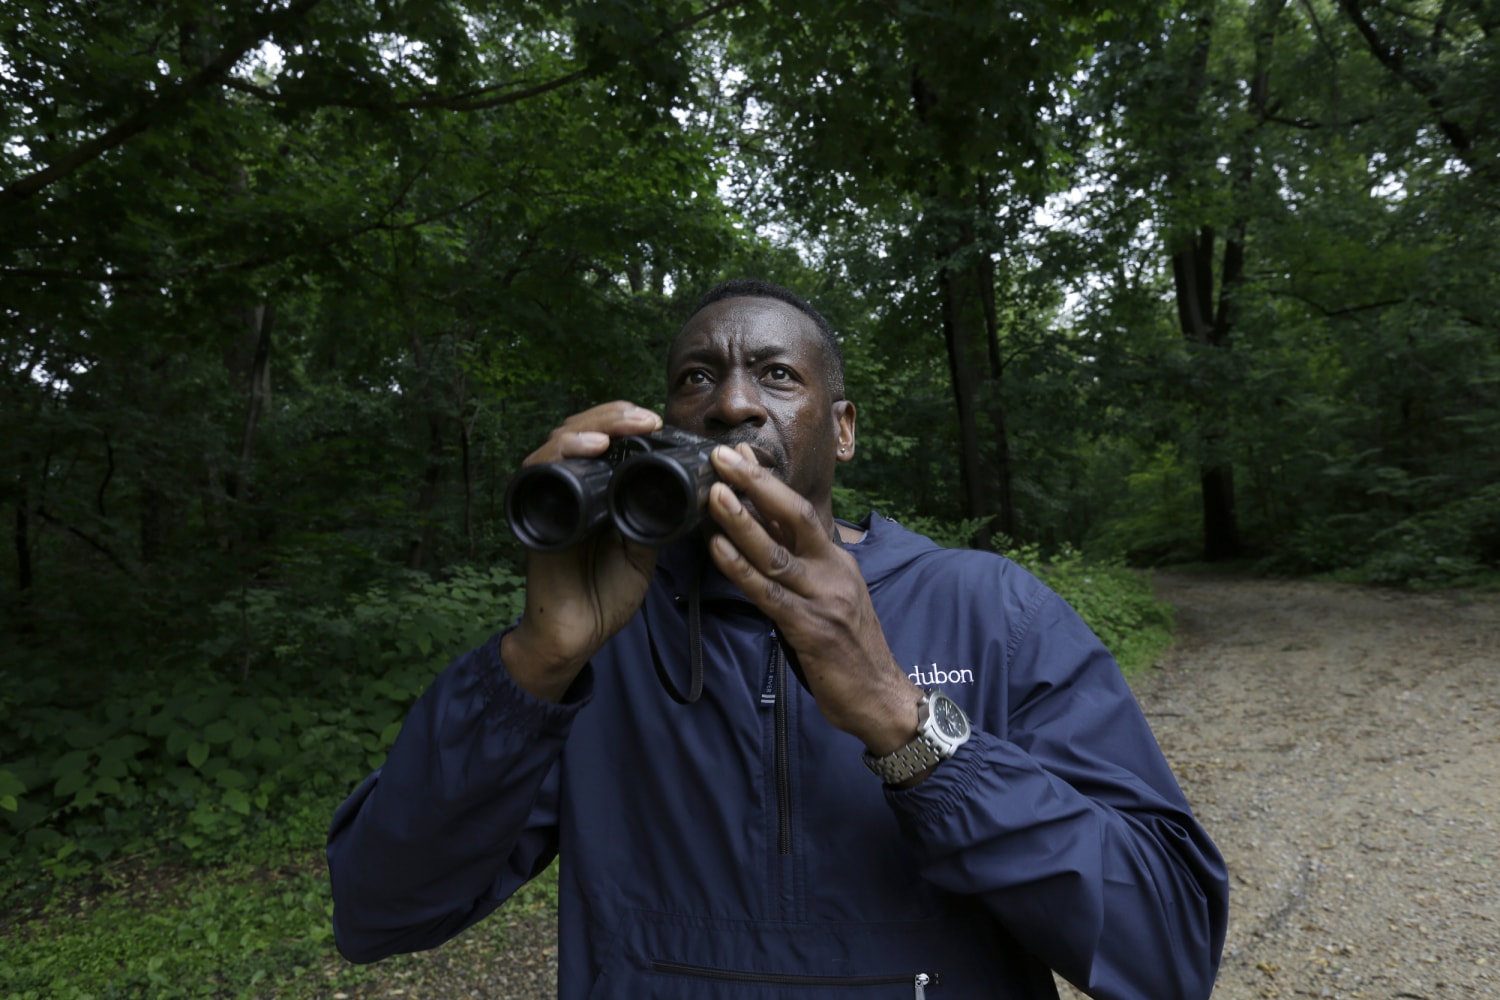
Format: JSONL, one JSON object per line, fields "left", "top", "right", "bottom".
{"left": 1350, "top": 485, "right": 1500, "bottom": 587}
{"left": 0, "top": 565, "right": 525, "bottom": 890}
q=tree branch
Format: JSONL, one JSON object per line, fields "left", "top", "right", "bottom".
{"left": 32, "top": 507, "right": 141, "bottom": 581}
{"left": 1336, "top": 0, "right": 1476, "bottom": 157}
{"left": 0, "top": 0, "right": 332, "bottom": 208}
{"left": 0, "top": 184, "right": 498, "bottom": 285}
{"left": 225, "top": 0, "right": 748, "bottom": 114}
{"left": 1265, "top": 113, "right": 1375, "bottom": 129}
{"left": 1272, "top": 288, "right": 1410, "bottom": 317}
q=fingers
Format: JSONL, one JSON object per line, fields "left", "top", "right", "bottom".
{"left": 709, "top": 445, "right": 828, "bottom": 551}
{"left": 706, "top": 446, "right": 827, "bottom": 607}
{"left": 525, "top": 401, "right": 661, "bottom": 466}
{"left": 707, "top": 511, "right": 804, "bottom": 617}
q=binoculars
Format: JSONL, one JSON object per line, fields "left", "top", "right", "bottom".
{"left": 505, "top": 426, "right": 721, "bottom": 551}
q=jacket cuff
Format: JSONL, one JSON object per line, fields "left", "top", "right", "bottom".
{"left": 471, "top": 626, "right": 595, "bottom": 736}
{"left": 883, "top": 729, "right": 997, "bottom": 827}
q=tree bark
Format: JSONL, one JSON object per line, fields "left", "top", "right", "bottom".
{"left": 405, "top": 412, "right": 449, "bottom": 572}
{"left": 1163, "top": 1, "right": 1297, "bottom": 562}
{"left": 14, "top": 468, "right": 32, "bottom": 593}
{"left": 976, "top": 250, "right": 1016, "bottom": 541}
{"left": 226, "top": 303, "right": 274, "bottom": 503}
{"left": 940, "top": 266, "right": 991, "bottom": 528}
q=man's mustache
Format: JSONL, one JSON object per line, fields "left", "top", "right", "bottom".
{"left": 709, "top": 431, "right": 781, "bottom": 472}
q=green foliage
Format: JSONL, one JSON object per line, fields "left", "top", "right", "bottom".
{"left": 0, "top": 565, "right": 524, "bottom": 888}
{"left": 0, "top": 849, "right": 560, "bottom": 1000}
{"left": 1343, "top": 485, "right": 1500, "bottom": 589}
{"left": 1082, "top": 446, "right": 1203, "bottom": 567}
{"left": 832, "top": 487, "right": 990, "bottom": 551}
{"left": 0, "top": 851, "right": 342, "bottom": 1000}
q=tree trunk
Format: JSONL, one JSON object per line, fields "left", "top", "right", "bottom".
{"left": 405, "top": 412, "right": 448, "bottom": 572}
{"left": 1172, "top": 229, "right": 1244, "bottom": 562}
{"left": 226, "top": 302, "right": 274, "bottom": 503}
{"left": 1164, "top": 1, "right": 1288, "bottom": 563}
{"left": 461, "top": 400, "right": 480, "bottom": 560}
{"left": 940, "top": 266, "right": 990, "bottom": 527}
{"left": 14, "top": 467, "right": 32, "bottom": 593}
{"left": 976, "top": 251, "right": 1016, "bottom": 541}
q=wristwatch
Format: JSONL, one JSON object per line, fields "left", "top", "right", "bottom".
{"left": 862, "top": 688, "right": 971, "bottom": 784}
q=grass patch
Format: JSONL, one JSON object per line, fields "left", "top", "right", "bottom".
{"left": 0, "top": 837, "right": 561, "bottom": 999}
{"left": 3, "top": 849, "right": 350, "bottom": 1000}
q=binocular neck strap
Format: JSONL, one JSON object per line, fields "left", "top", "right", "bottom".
{"left": 650, "top": 545, "right": 706, "bottom": 705}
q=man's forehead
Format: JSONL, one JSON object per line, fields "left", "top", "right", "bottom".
{"left": 670, "top": 296, "right": 821, "bottom": 362}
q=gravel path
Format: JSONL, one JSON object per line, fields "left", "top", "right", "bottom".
{"left": 350, "top": 574, "right": 1500, "bottom": 998}
{"left": 1122, "top": 573, "right": 1500, "bottom": 1000}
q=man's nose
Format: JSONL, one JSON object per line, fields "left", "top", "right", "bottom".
{"left": 706, "top": 371, "right": 767, "bottom": 428}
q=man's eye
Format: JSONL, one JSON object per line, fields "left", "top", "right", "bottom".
{"left": 765, "top": 365, "right": 792, "bottom": 381}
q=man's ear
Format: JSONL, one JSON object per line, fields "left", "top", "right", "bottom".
{"left": 834, "top": 400, "right": 856, "bottom": 462}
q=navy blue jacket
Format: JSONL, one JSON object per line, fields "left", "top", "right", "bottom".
{"left": 328, "top": 514, "right": 1227, "bottom": 998}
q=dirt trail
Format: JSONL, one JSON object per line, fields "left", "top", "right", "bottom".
{"left": 1131, "top": 574, "right": 1500, "bottom": 999}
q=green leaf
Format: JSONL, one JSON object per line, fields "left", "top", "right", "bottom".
{"left": 0, "top": 769, "right": 26, "bottom": 797}
{"left": 54, "top": 771, "right": 88, "bottom": 797}
{"left": 204, "top": 720, "right": 237, "bottom": 745}
{"left": 49, "top": 750, "right": 91, "bottom": 779}
{"left": 215, "top": 768, "right": 248, "bottom": 789}
{"left": 187, "top": 741, "right": 210, "bottom": 769}
{"left": 166, "top": 727, "right": 193, "bottom": 756}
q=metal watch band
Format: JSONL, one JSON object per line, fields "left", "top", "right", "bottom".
{"left": 861, "top": 688, "right": 971, "bottom": 784}
{"left": 862, "top": 732, "right": 947, "bottom": 784}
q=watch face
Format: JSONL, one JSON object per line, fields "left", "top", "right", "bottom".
{"left": 931, "top": 694, "right": 969, "bottom": 740}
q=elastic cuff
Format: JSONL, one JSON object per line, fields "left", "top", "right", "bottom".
{"left": 884, "top": 730, "right": 993, "bottom": 826}
{"left": 472, "top": 627, "right": 595, "bottom": 736}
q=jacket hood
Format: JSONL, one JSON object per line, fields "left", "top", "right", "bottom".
{"left": 841, "top": 511, "right": 947, "bottom": 585}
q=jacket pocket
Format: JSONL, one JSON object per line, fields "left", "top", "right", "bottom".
{"left": 583, "top": 909, "right": 1005, "bottom": 999}
{"left": 653, "top": 961, "right": 940, "bottom": 998}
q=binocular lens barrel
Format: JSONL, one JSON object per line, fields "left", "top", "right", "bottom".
{"left": 504, "top": 427, "right": 718, "bottom": 551}
{"left": 608, "top": 448, "right": 716, "bottom": 547}
{"left": 503, "top": 459, "right": 615, "bottom": 552}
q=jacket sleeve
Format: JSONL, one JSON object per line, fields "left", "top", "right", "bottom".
{"left": 888, "top": 587, "right": 1229, "bottom": 1000}
{"left": 325, "top": 630, "right": 591, "bottom": 963}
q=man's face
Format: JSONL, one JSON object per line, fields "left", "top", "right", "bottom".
{"left": 664, "top": 296, "right": 855, "bottom": 517}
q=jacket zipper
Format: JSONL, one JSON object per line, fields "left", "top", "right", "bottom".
{"left": 769, "top": 630, "right": 792, "bottom": 855}
{"left": 653, "top": 961, "right": 940, "bottom": 997}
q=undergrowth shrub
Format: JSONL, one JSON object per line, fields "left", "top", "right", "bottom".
{"left": 1349, "top": 484, "right": 1500, "bottom": 587}
{"left": 0, "top": 565, "right": 524, "bottom": 891}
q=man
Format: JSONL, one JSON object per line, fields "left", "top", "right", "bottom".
{"left": 327, "top": 279, "right": 1229, "bottom": 999}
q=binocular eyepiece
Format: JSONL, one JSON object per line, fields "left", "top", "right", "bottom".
{"left": 504, "top": 426, "right": 721, "bottom": 551}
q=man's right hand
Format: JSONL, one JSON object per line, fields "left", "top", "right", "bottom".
{"left": 500, "top": 402, "right": 664, "bottom": 702}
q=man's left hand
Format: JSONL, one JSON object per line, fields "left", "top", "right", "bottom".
{"left": 705, "top": 444, "right": 921, "bottom": 755}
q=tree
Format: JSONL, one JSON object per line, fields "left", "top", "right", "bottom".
{"left": 0, "top": 0, "right": 749, "bottom": 656}
{"left": 693, "top": 2, "right": 1134, "bottom": 542}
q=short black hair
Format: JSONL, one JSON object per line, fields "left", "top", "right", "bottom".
{"left": 683, "top": 278, "right": 846, "bottom": 399}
